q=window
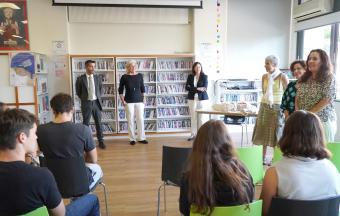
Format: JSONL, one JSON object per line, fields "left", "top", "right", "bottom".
{"left": 302, "top": 25, "right": 331, "bottom": 59}
{"left": 297, "top": 23, "right": 340, "bottom": 99}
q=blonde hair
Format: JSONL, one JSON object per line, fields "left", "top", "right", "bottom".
{"left": 125, "top": 60, "right": 137, "bottom": 73}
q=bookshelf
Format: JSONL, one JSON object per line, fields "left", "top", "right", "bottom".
{"left": 156, "top": 57, "right": 193, "bottom": 132}
{"left": 0, "top": 52, "right": 51, "bottom": 124}
{"left": 69, "top": 54, "right": 194, "bottom": 135}
{"left": 215, "top": 79, "right": 261, "bottom": 124}
{"left": 116, "top": 57, "right": 157, "bottom": 133}
{"left": 70, "top": 57, "right": 117, "bottom": 135}
{"left": 35, "top": 54, "right": 51, "bottom": 124}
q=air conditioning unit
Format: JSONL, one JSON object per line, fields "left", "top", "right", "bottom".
{"left": 293, "top": 0, "right": 334, "bottom": 21}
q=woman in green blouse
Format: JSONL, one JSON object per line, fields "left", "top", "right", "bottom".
{"left": 280, "top": 60, "right": 306, "bottom": 119}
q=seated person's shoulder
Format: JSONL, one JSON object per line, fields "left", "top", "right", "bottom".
{"left": 36, "top": 122, "right": 51, "bottom": 132}
{"left": 75, "top": 123, "right": 92, "bottom": 133}
{"left": 6, "top": 161, "right": 55, "bottom": 183}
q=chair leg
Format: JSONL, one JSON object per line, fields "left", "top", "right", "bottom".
{"left": 157, "top": 184, "right": 164, "bottom": 216}
{"left": 99, "top": 182, "right": 109, "bottom": 216}
{"left": 241, "top": 125, "right": 244, "bottom": 147}
{"left": 164, "top": 182, "right": 167, "bottom": 212}
{"left": 245, "top": 124, "right": 248, "bottom": 145}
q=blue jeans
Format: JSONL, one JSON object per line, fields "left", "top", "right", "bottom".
{"left": 66, "top": 194, "right": 100, "bottom": 216}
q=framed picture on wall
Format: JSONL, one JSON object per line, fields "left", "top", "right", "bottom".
{"left": 0, "top": 0, "right": 29, "bottom": 50}
{"left": 9, "top": 52, "right": 35, "bottom": 86}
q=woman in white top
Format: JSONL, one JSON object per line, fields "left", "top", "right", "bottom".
{"left": 185, "top": 62, "right": 209, "bottom": 141}
{"left": 261, "top": 110, "right": 340, "bottom": 216}
{"left": 252, "top": 55, "right": 288, "bottom": 164}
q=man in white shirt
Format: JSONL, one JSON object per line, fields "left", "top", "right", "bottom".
{"left": 76, "top": 60, "right": 106, "bottom": 149}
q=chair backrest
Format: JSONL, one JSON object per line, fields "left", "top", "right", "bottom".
{"left": 45, "top": 157, "right": 90, "bottom": 198}
{"left": 20, "top": 206, "right": 49, "bottom": 216}
{"left": 237, "top": 146, "right": 263, "bottom": 184}
{"left": 161, "top": 145, "right": 192, "bottom": 186}
{"left": 272, "top": 147, "right": 283, "bottom": 164}
{"left": 327, "top": 142, "right": 340, "bottom": 172}
{"left": 190, "top": 200, "right": 262, "bottom": 216}
{"left": 268, "top": 196, "right": 340, "bottom": 216}
{"left": 223, "top": 116, "right": 246, "bottom": 125}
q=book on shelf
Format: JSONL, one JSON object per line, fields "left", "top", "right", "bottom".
{"left": 38, "top": 95, "right": 50, "bottom": 113}
{"left": 36, "top": 76, "right": 48, "bottom": 94}
{"left": 117, "top": 59, "right": 156, "bottom": 71}
{"left": 101, "top": 99, "right": 115, "bottom": 109}
{"left": 73, "top": 59, "right": 114, "bottom": 71}
{"left": 76, "top": 111, "right": 115, "bottom": 122}
{"left": 90, "top": 123, "right": 115, "bottom": 134}
{"left": 145, "top": 85, "right": 156, "bottom": 94}
{"left": 157, "top": 60, "right": 193, "bottom": 70}
{"left": 118, "top": 109, "right": 157, "bottom": 120}
{"left": 103, "top": 86, "right": 115, "bottom": 95}
{"left": 157, "top": 84, "right": 186, "bottom": 94}
{"left": 157, "top": 107, "right": 189, "bottom": 117}
{"left": 157, "top": 72, "right": 188, "bottom": 82}
{"left": 157, "top": 119, "right": 191, "bottom": 129}
{"left": 222, "top": 94, "right": 259, "bottom": 103}
{"left": 157, "top": 95, "right": 187, "bottom": 105}
{"left": 118, "top": 121, "right": 156, "bottom": 132}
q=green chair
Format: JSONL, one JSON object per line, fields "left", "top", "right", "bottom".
{"left": 20, "top": 206, "right": 49, "bottom": 216}
{"left": 237, "top": 145, "right": 263, "bottom": 184}
{"left": 272, "top": 147, "right": 283, "bottom": 164}
{"left": 190, "top": 200, "right": 262, "bottom": 216}
{"left": 327, "top": 142, "right": 340, "bottom": 172}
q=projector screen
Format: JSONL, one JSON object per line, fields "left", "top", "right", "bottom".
{"left": 52, "top": 0, "right": 203, "bottom": 8}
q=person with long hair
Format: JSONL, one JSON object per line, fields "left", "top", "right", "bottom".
{"left": 179, "top": 120, "right": 254, "bottom": 216}
{"left": 186, "top": 62, "right": 209, "bottom": 141}
{"left": 252, "top": 55, "right": 288, "bottom": 164}
{"left": 261, "top": 111, "right": 340, "bottom": 216}
{"left": 280, "top": 60, "right": 306, "bottom": 119}
{"left": 0, "top": 102, "right": 7, "bottom": 112}
{"left": 296, "top": 49, "right": 337, "bottom": 142}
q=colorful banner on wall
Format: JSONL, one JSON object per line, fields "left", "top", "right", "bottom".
{"left": 216, "top": 0, "right": 221, "bottom": 73}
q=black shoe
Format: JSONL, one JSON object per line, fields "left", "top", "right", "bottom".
{"left": 98, "top": 141, "right": 106, "bottom": 149}
{"left": 138, "top": 140, "right": 149, "bottom": 144}
{"left": 130, "top": 141, "right": 136, "bottom": 145}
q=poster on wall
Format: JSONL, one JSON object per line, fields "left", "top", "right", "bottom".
{"left": 0, "top": 0, "right": 29, "bottom": 50}
{"left": 9, "top": 52, "right": 35, "bottom": 86}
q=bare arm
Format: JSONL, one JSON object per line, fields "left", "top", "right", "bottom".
{"left": 281, "top": 74, "right": 289, "bottom": 90}
{"left": 85, "top": 148, "right": 98, "bottom": 163}
{"left": 119, "top": 94, "right": 127, "bottom": 106}
{"left": 309, "top": 77, "right": 335, "bottom": 113}
{"left": 260, "top": 167, "right": 278, "bottom": 216}
{"left": 309, "top": 98, "right": 331, "bottom": 113}
{"left": 48, "top": 200, "right": 65, "bottom": 216}
{"left": 262, "top": 74, "right": 266, "bottom": 94}
{"left": 283, "top": 110, "right": 289, "bottom": 120}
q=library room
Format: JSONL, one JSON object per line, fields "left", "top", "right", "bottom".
{"left": 0, "top": 0, "right": 340, "bottom": 215}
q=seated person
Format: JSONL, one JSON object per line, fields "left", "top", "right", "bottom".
{"left": 179, "top": 120, "right": 254, "bottom": 216}
{"left": 0, "top": 108, "right": 100, "bottom": 216}
{"left": 37, "top": 93, "right": 103, "bottom": 190}
{"left": 261, "top": 110, "right": 340, "bottom": 216}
